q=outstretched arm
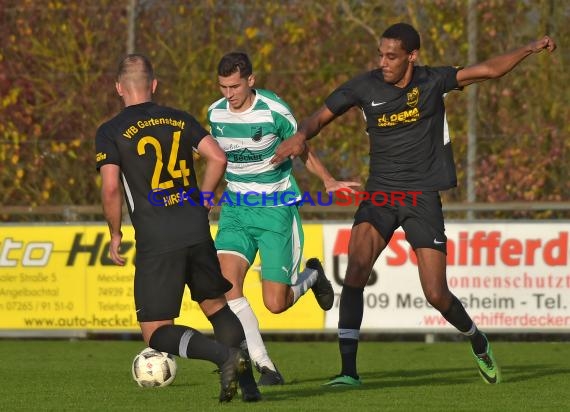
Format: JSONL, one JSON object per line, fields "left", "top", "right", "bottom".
{"left": 457, "top": 35, "right": 556, "bottom": 87}
{"left": 100, "top": 164, "right": 125, "bottom": 266}
{"left": 272, "top": 105, "right": 338, "bottom": 164}
{"left": 299, "top": 143, "right": 360, "bottom": 193}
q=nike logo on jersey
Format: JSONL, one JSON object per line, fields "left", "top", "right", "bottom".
{"left": 433, "top": 238, "right": 446, "bottom": 245}
{"left": 371, "top": 101, "right": 387, "bottom": 106}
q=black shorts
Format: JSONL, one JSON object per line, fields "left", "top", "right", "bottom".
{"left": 353, "top": 191, "right": 447, "bottom": 253}
{"left": 134, "top": 239, "right": 232, "bottom": 322}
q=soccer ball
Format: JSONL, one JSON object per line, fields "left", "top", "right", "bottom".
{"left": 131, "top": 347, "right": 177, "bottom": 387}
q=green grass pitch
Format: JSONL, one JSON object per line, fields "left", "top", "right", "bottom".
{"left": 1, "top": 340, "right": 569, "bottom": 411}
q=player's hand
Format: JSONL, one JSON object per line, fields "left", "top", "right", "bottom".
{"left": 529, "top": 35, "right": 556, "bottom": 53}
{"left": 207, "top": 205, "right": 220, "bottom": 217}
{"left": 271, "top": 134, "right": 306, "bottom": 164}
{"left": 324, "top": 179, "right": 361, "bottom": 193}
{"left": 109, "top": 231, "right": 126, "bottom": 266}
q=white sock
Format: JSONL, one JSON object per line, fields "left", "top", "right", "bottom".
{"left": 291, "top": 268, "right": 318, "bottom": 304}
{"left": 227, "top": 297, "right": 276, "bottom": 371}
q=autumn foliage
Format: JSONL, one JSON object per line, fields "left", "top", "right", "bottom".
{"left": 1, "top": 0, "right": 568, "bottom": 220}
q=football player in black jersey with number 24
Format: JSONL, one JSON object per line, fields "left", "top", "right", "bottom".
{"left": 96, "top": 54, "right": 261, "bottom": 402}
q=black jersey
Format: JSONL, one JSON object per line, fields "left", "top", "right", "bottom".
{"left": 95, "top": 102, "right": 211, "bottom": 255}
{"left": 325, "top": 66, "right": 460, "bottom": 191}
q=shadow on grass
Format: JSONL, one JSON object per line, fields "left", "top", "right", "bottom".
{"left": 495, "top": 364, "right": 570, "bottom": 383}
{"left": 257, "top": 364, "right": 570, "bottom": 402}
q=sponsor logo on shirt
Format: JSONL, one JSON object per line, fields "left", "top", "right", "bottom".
{"left": 377, "top": 107, "right": 420, "bottom": 127}
{"left": 375, "top": 87, "right": 421, "bottom": 127}
{"left": 229, "top": 148, "right": 262, "bottom": 163}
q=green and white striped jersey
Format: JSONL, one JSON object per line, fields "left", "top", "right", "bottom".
{"left": 207, "top": 89, "right": 301, "bottom": 206}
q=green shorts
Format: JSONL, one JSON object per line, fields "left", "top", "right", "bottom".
{"left": 215, "top": 205, "right": 304, "bottom": 284}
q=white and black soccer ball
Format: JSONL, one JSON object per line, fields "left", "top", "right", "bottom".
{"left": 132, "top": 347, "right": 177, "bottom": 388}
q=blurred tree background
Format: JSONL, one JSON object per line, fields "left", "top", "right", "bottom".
{"left": 1, "top": 0, "right": 568, "bottom": 220}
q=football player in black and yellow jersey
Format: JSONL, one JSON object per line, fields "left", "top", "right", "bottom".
{"left": 96, "top": 54, "right": 261, "bottom": 402}
{"left": 272, "top": 23, "right": 556, "bottom": 387}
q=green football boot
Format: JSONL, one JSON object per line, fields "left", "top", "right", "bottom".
{"left": 472, "top": 335, "right": 501, "bottom": 384}
{"left": 322, "top": 374, "right": 362, "bottom": 387}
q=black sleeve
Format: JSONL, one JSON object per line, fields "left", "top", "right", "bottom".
{"left": 186, "top": 114, "right": 210, "bottom": 150}
{"left": 324, "top": 77, "right": 362, "bottom": 116}
{"left": 95, "top": 123, "right": 120, "bottom": 171}
{"left": 435, "top": 66, "right": 461, "bottom": 93}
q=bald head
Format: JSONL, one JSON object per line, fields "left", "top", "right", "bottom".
{"left": 116, "top": 54, "right": 156, "bottom": 105}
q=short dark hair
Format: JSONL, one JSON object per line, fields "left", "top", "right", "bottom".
{"left": 117, "top": 54, "right": 154, "bottom": 83}
{"left": 217, "top": 52, "right": 253, "bottom": 78}
{"left": 381, "top": 23, "right": 420, "bottom": 53}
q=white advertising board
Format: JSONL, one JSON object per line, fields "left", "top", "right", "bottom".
{"left": 323, "top": 222, "right": 570, "bottom": 332}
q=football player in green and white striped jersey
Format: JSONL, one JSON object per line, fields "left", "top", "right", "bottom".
{"left": 208, "top": 52, "right": 358, "bottom": 388}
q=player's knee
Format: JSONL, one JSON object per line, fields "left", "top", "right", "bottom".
{"left": 264, "top": 295, "right": 288, "bottom": 314}
{"left": 424, "top": 287, "right": 450, "bottom": 311}
{"left": 345, "top": 260, "right": 373, "bottom": 287}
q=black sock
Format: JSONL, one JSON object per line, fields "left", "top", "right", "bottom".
{"left": 471, "top": 332, "right": 488, "bottom": 355}
{"left": 338, "top": 285, "right": 364, "bottom": 379}
{"left": 208, "top": 304, "right": 257, "bottom": 387}
{"left": 149, "top": 324, "right": 228, "bottom": 367}
{"left": 208, "top": 304, "right": 246, "bottom": 348}
{"left": 441, "top": 295, "right": 487, "bottom": 354}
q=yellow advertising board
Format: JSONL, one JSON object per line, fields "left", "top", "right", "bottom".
{"left": 0, "top": 224, "right": 325, "bottom": 332}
